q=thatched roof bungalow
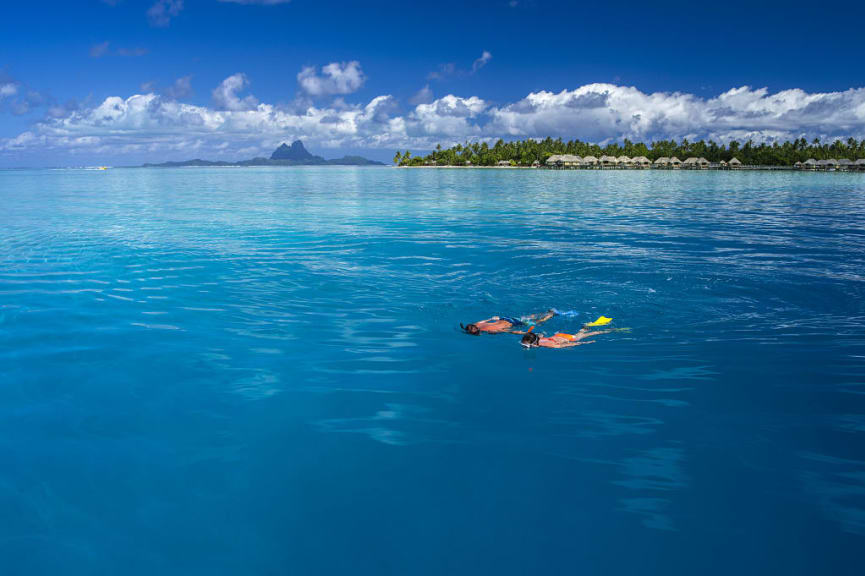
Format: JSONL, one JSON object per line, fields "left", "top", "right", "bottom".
{"left": 599, "top": 155, "right": 617, "bottom": 168}
{"left": 560, "top": 154, "right": 581, "bottom": 167}
{"left": 653, "top": 157, "right": 670, "bottom": 167}
{"left": 497, "top": 160, "right": 511, "bottom": 167}
{"left": 728, "top": 157, "right": 742, "bottom": 168}
{"left": 617, "top": 155, "right": 632, "bottom": 166}
{"left": 803, "top": 158, "right": 817, "bottom": 169}
{"left": 683, "top": 157, "right": 700, "bottom": 169}
{"left": 855, "top": 159, "right": 865, "bottom": 171}
{"left": 582, "top": 155, "right": 599, "bottom": 167}
{"left": 546, "top": 155, "right": 562, "bottom": 166}
{"left": 633, "top": 156, "right": 651, "bottom": 167}
{"left": 669, "top": 157, "right": 682, "bottom": 168}
{"left": 698, "top": 157, "right": 710, "bottom": 168}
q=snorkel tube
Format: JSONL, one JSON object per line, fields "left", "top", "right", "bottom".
{"left": 520, "top": 326, "right": 540, "bottom": 348}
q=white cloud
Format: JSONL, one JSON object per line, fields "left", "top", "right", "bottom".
{"left": 4, "top": 79, "right": 865, "bottom": 161}
{"left": 0, "top": 82, "right": 18, "bottom": 98}
{"left": 212, "top": 73, "right": 258, "bottom": 111}
{"left": 487, "top": 83, "right": 865, "bottom": 144}
{"left": 147, "top": 0, "right": 183, "bottom": 27}
{"left": 298, "top": 61, "right": 365, "bottom": 96}
{"left": 472, "top": 51, "right": 492, "bottom": 73}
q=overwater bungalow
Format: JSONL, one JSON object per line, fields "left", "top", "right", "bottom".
{"left": 855, "top": 159, "right": 865, "bottom": 171}
{"left": 838, "top": 159, "right": 853, "bottom": 171}
{"left": 683, "top": 157, "right": 700, "bottom": 169}
{"left": 698, "top": 157, "right": 710, "bottom": 169}
{"left": 719, "top": 160, "right": 728, "bottom": 169}
{"left": 654, "top": 157, "right": 670, "bottom": 168}
{"left": 794, "top": 161, "right": 803, "bottom": 169}
{"left": 545, "top": 155, "right": 562, "bottom": 168}
{"left": 561, "top": 154, "right": 581, "bottom": 168}
{"left": 582, "top": 155, "right": 599, "bottom": 168}
{"left": 669, "top": 157, "right": 682, "bottom": 168}
{"left": 803, "top": 158, "right": 817, "bottom": 170}
{"left": 818, "top": 159, "right": 839, "bottom": 170}
{"left": 633, "top": 156, "right": 651, "bottom": 168}
{"left": 617, "top": 155, "right": 632, "bottom": 168}
{"left": 728, "top": 157, "right": 742, "bottom": 169}
{"left": 599, "top": 155, "right": 617, "bottom": 168}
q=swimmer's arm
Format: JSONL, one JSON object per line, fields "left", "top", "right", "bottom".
{"left": 525, "top": 310, "right": 555, "bottom": 325}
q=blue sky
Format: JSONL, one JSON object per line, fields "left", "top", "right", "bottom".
{"left": 1, "top": 0, "right": 864, "bottom": 166}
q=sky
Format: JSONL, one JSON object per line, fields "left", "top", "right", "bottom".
{"left": 1, "top": 0, "right": 865, "bottom": 166}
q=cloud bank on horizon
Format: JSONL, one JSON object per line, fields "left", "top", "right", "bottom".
{"left": 3, "top": 66, "right": 865, "bottom": 162}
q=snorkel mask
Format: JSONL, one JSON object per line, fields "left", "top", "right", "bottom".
{"left": 461, "top": 323, "right": 481, "bottom": 336}
{"left": 521, "top": 331, "right": 540, "bottom": 348}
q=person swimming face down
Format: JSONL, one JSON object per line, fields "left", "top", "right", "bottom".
{"left": 461, "top": 311, "right": 555, "bottom": 336}
{"left": 462, "top": 323, "right": 481, "bottom": 335}
{"left": 520, "top": 332, "right": 541, "bottom": 348}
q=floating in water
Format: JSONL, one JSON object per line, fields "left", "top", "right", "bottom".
{"left": 520, "top": 326, "right": 615, "bottom": 349}
{"left": 461, "top": 310, "right": 555, "bottom": 335}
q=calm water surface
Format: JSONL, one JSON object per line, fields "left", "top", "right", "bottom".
{"left": 1, "top": 167, "right": 864, "bottom": 574}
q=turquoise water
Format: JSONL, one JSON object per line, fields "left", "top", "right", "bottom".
{"left": 2, "top": 167, "right": 865, "bottom": 574}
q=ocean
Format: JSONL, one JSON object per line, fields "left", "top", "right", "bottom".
{"left": 1, "top": 166, "right": 864, "bottom": 574}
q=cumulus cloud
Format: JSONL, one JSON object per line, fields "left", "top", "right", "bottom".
{"left": 487, "top": 83, "right": 865, "bottom": 144}
{"left": 212, "top": 73, "right": 258, "bottom": 111}
{"left": 4, "top": 81, "right": 865, "bottom": 161}
{"left": 147, "top": 0, "right": 183, "bottom": 27}
{"left": 298, "top": 61, "right": 365, "bottom": 96}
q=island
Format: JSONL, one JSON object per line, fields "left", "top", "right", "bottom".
{"left": 142, "top": 140, "right": 384, "bottom": 168}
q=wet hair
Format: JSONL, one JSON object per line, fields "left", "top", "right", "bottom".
{"left": 521, "top": 332, "right": 540, "bottom": 348}
{"left": 462, "top": 323, "right": 481, "bottom": 336}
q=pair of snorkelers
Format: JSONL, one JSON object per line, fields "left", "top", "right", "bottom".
{"left": 461, "top": 310, "right": 616, "bottom": 349}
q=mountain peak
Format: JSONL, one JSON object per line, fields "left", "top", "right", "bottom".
{"left": 271, "top": 140, "right": 315, "bottom": 161}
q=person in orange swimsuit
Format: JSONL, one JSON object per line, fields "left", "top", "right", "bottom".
{"left": 520, "top": 327, "right": 613, "bottom": 349}
{"left": 461, "top": 310, "right": 555, "bottom": 335}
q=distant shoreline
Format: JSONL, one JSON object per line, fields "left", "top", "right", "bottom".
{"left": 397, "top": 165, "right": 862, "bottom": 172}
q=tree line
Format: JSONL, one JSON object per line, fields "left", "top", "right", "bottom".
{"left": 393, "top": 137, "right": 865, "bottom": 167}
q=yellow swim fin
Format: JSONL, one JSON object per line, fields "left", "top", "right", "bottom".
{"left": 585, "top": 315, "right": 612, "bottom": 327}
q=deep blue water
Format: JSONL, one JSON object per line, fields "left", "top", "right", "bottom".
{"left": 1, "top": 167, "right": 865, "bottom": 574}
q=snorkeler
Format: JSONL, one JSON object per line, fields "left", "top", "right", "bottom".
{"left": 461, "top": 310, "right": 555, "bottom": 335}
{"left": 520, "top": 327, "right": 613, "bottom": 349}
